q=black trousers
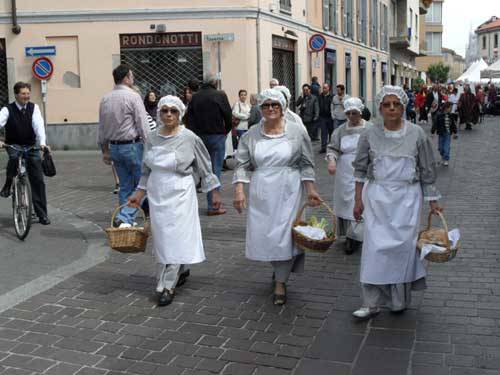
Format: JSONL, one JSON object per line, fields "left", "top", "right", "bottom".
{"left": 5, "top": 146, "right": 47, "bottom": 218}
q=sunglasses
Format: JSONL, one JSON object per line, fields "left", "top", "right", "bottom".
{"left": 345, "top": 111, "right": 360, "bottom": 116}
{"left": 160, "top": 108, "right": 179, "bottom": 115}
{"left": 261, "top": 102, "right": 281, "bottom": 110}
{"left": 381, "top": 101, "right": 403, "bottom": 109}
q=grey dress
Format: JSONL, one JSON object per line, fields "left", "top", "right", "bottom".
{"left": 352, "top": 120, "right": 440, "bottom": 311}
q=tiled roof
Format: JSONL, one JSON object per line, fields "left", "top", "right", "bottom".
{"left": 477, "top": 17, "right": 500, "bottom": 33}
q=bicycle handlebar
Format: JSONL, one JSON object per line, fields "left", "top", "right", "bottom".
{"left": 1, "top": 144, "right": 40, "bottom": 152}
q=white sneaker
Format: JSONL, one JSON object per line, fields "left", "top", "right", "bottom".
{"left": 352, "top": 307, "right": 380, "bottom": 319}
{"left": 443, "top": 161, "right": 449, "bottom": 166}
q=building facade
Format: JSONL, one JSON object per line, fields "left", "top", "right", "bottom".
{"left": 441, "top": 48, "right": 465, "bottom": 80}
{"left": 0, "top": 0, "right": 427, "bottom": 149}
{"left": 476, "top": 16, "right": 500, "bottom": 65}
{"left": 415, "top": 0, "right": 444, "bottom": 79}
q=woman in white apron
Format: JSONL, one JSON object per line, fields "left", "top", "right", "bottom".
{"left": 232, "top": 89, "right": 322, "bottom": 306}
{"left": 351, "top": 86, "right": 442, "bottom": 319}
{"left": 128, "top": 96, "right": 222, "bottom": 307}
{"left": 327, "top": 97, "right": 373, "bottom": 254}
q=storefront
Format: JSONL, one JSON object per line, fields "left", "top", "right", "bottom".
{"left": 120, "top": 32, "right": 204, "bottom": 98}
{"left": 324, "top": 49, "right": 337, "bottom": 87}
{"left": 271, "top": 35, "right": 296, "bottom": 107}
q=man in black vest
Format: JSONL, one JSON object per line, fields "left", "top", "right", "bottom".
{"left": 0, "top": 82, "right": 51, "bottom": 225}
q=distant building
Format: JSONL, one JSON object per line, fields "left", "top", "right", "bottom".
{"left": 475, "top": 16, "right": 500, "bottom": 64}
{"left": 441, "top": 48, "right": 465, "bottom": 80}
{"left": 416, "top": 0, "right": 445, "bottom": 80}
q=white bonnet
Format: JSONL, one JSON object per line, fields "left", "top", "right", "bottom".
{"left": 274, "top": 85, "right": 291, "bottom": 103}
{"left": 257, "top": 88, "right": 287, "bottom": 111}
{"left": 375, "top": 85, "right": 409, "bottom": 108}
{"left": 157, "top": 95, "right": 186, "bottom": 120}
{"left": 343, "top": 97, "right": 364, "bottom": 113}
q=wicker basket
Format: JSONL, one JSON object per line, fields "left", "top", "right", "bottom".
{"left": 292, "top": 202, "right": 337, "bottom": 253}
{"left": 417, "top": 211, "right": 459, "bottom": 263}
{"left": 105, "top": 205, "right": 149, "bottom": 253}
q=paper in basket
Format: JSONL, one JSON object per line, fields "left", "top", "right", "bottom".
{"left": 420, "top": 228, "right": 460, "bottom": 260}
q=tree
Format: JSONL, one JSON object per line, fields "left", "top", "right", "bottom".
{"left": 413, "top": 77, "right": 425, "bottom": 91}
{"left": 427, "top": 62, "right": 451, "bottom": 84}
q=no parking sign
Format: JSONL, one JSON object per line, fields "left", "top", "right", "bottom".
{"left": 32, "top": 57, "right": 54, "bottom": 81}
{"left": 309, "top": 34, "right": 327, "bottom": 52}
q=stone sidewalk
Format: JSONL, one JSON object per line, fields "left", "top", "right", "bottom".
{"left": 0, "top": 117, "right": 499, "bottom": 375}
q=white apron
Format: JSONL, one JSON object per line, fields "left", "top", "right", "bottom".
{"left": 145, "top": 149, "right": 205, "bottom": 265}
{"left": 360, "top": 155, "right": 426, "bottom": 285}
{"left": 246, "top": 137, "right": 303, "bottom": 262}
{"left": 333, "top": 133, "right": 360, "bottom": 220}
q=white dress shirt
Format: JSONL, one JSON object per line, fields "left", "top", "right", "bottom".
{"left": 0, "top": 101, "right": 46, "bottom": 146}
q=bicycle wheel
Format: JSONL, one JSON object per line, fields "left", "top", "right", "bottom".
{"left": 12, "top": 176, "right": 33, "bottom": 240}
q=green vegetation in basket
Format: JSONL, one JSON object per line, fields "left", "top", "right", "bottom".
{"left": 307, "top": 216, "right": 329, "bottom": 231}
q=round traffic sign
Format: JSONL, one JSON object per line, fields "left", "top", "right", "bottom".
{"left": 309, "top": 34, "right": 327, "bottom": 52}
{"left": 32, "top": 57, "right": 54, "bottom": 80}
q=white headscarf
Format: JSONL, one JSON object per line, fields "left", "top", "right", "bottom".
{"left": 257, "top": 88, "right": 287, "bottom": 112}
{"left": 375, "top": 85, "right": 409, "bottom": 108}
{"left": 274, "top": 85, "right": 291, "bottom": 103}
{"left": 157, "top": 95, "right": 186, "bottom": 124}
{"left": 343, "top": 97, "right": 364, "bottom": 114}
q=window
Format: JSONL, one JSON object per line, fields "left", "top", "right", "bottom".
{"left": 425, "top": 32, "right": 442, "bottom": 55}
{"left": 483, "top": 35, "right": 486, "bottom": 49}
{"left": 358, "top": 0, "right": 368, "bottom": 44}
{"left": 342, "top": 0, "right": 353, "bottom": 38}
{"left": 381, "top": 4, "right": 388, "bottom": 50}
{"left": 323, "top": 0, "right": 338, "bottom": 33}
{"left": 495, "top": 34, "right": 499, "bottom": 48}
{"left": 425, "top": 2, "right": 442, "bottom": 23}
{"left": 280, "top": 0, "right": 292, "bottom": 13}
{"left": 370, "top": 0, "right": 378, "bottom": 47}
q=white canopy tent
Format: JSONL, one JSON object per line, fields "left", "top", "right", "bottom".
{"left": 456, "top": 58, "right": 489, "bottom": 83}
{"left": 481, "top": 59, "right": 500, "bottom": 80}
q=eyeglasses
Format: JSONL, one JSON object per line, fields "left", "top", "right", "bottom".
{"left": 160, "top": 108, "right": 179, "bottom": 115}
{"left": 381, "top": 101, "right": 403, "bottom": 109}
{"left": 261, "top": 102, "right": 281, "bottom": 110}
{"left": 345, "top": 111, "right": 360, "bottom": 116}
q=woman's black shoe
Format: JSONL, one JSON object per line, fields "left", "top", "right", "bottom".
{"left": 344, "top": 238, "right": 354, "bottom": 255}
{"left": 176, "top": 269, "right": 190, "bottom": 288}
{"left": 273, "top": 284, "right": 287, "bottom": 306}
{"left": 158, "top": 289, "right": 175, "bottom": 307}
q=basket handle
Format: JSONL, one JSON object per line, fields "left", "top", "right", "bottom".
{"left": 110, "top": 204, "right": 147, "bottom": 227}
{"left": 426, "top": 210, "right": 450, "bottom": 249}
{"left": 296, "top": 201, "right": 337, "bottom": 237}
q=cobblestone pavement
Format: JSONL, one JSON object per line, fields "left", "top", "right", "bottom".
{"left": 0, "top": 117, "right": 499, "bottom": 375}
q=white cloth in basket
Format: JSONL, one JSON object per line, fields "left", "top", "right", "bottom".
{"left": 295, "top": 226, "right": 327, "bottom": 241}
{"left": 420, "top": 228, "right": 460, "bottom": 260}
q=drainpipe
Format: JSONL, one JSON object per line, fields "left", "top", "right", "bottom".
{"left": 256, "top": 1, "right": 262, "bottom": 92}
{"left": 11, "top": 0, "right": 21, "bottom": 34}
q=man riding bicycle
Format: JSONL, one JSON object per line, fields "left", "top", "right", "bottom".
{"left": 0, "top": 81, "right": 51, "bottom": 225}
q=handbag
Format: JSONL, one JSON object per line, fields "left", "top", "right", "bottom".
{"left": 41, "top": 150, "right": 56, "bottom": 177}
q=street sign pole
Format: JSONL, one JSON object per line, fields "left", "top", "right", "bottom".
{"left": 41, "top": 80, "right": 48, "bottom": 130}
{"left": 217, "top": 41, "right": 222, "bottom": 89}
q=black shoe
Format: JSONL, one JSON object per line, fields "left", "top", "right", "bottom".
{"left": 39, "top": 216, "right": 51, "bottom": 225}
{"left": 176, "top": 269, "right": 190, "bottom": 288}
{"left": 344, "top": 238, "right": 354, "bottom": 255}
{"left": 319, "top": 148, "right": 326, "bottom": 154}
{"left": 0, "top": 183, "right": 11, "bottom": 198}
{"left": 158, "top": 289, "right": 175, "bottom": 307}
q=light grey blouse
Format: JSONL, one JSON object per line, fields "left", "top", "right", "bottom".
{"left": 233, "top": 119, "right": 316, "bottom": 184}
{"left": 138, "top": 126, "right": 220, "bottom": 193}
{"left": 352, "top": 120, "right": 441, "bottom": 201}
{"left": 326, "top": 120, "right": 373, "bottom": 161}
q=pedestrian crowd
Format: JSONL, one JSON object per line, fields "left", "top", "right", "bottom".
{"left": 2, "top": 63, "right": 499, "bottom": 321}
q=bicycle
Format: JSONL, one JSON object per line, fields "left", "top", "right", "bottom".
{"left": 1, "top": 144, "right": 35, "bottom": 240}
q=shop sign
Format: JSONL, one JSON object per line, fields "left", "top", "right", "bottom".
{"left": 372, "top": 59, "right": 377, "bottom": 72}
{"left": 120, "top": 32, "right": 202, "bottom": 49}
{"left": 272, "top": 36, "right": 295, "bottom": 52}
{"left": 359, "top": 58, "right": 367, "bottom": 69}
{"left": 205, "top": 33, "right": 235, "bottom": 42}
{"left": 381, "top": 62, "right": 388, "bottom": 73}
{"left": 345, "top": 54, "right": 351, "bottom": 68}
